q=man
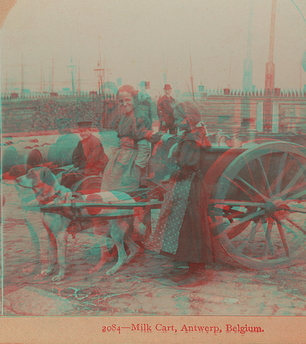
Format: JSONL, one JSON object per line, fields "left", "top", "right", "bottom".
{"left": 100, "top": 99, "right": 120, "bottom": 130}
{"left": 157, "top": 84, "right": 176, "bottom": 134}
{"left": 137, "top": 81, "right": 153, "bottom": 128}
{"left": 61, "top": 121, "right": 109, "bottom": 191}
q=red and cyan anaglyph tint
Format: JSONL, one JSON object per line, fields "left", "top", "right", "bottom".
{"left": 1, "top": 0, "right": 306, "bottom": 322}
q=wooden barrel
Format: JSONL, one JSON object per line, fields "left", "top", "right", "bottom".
{"left": 24, "top": 148, "right": 43, "bottom": 166}
{"left": 2, "top": 146, "right": 19, "bottom": 172}
{"left": 47, "top": 133, "right": 80, "bottom": 167}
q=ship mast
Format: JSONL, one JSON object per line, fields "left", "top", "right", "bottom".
{"left": 265, "top": 0, "right": 277, "bottom": 92}
{"left": 242, "top": 0, "right": 254, "bottom": 93}
{"left": 51, "top": 55, "right": 54, "bottom": 93}
{"left": 189, "top": 48, "right": 195, "bottom": 101}
{"left": 67, "top": 55, "right": 77, "bottom": 95}
{"left": 40, "top": 60, "right": 43, "bottom": 93}
{"left": 94, "top": 35, "right": 104, "bottom": 96}
{"left": 77, "top": 63, "right": 80, "bottom": 95}
{"left": 21, "top": 54, "right": 24, "bottom": 97}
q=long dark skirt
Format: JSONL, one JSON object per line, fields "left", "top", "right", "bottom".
{"left": 147, "top": 172, "right": 213, "bottom": 264}
{"left": 162, "top": 174, "right": 213, "bottom": 263}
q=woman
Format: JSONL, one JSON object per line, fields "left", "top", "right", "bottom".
{"left": 146, "top": 102, "right": 213, "bottom": 284}
{"left": 101, "top": 85, "right": 152, "bottom": 192}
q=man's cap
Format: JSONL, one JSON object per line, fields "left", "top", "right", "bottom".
{"left": 77, "top": 121, "right": 92, "bottom": 129}
{"left": 164, "top": 84, "right": 172, "bottom": 90}
{"left": 56, "top": 118, "right": 71, "bottom": 125}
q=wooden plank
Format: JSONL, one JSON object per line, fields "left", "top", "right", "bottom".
{"left": 38, "top": 201, "right": 164, "bottom": 211}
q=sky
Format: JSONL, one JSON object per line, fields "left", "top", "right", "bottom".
{"left": 1, "top": 0, "right": 306, "bottom": 97}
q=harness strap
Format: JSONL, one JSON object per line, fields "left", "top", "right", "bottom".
{"left": 38, "top": 193, "right": 58, "bottom": 205}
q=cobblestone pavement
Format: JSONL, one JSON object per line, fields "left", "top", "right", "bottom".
{"left": 2, "top": 183, "right": 306, "bottom": 317}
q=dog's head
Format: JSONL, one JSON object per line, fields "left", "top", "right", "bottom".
{"left": 1, "top": 164, "right": 32, "bottom": 185}
{"left": 15, "top": 166, "right": 74, "bottom": 205}
{"left": 16, "top": 167, "right": 56, "bottom": 189}
{"left": 15, "top": 167, "right": 59, "bottom": 204}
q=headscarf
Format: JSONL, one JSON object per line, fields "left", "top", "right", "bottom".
{"left": 176, "top": 101, "right": 201, "bottom": 124}
{"left": 174, "top": 102, "right": 211, "bottom": 148}
{"left": 117, "top": 85, "right": 138, "bottom": 98}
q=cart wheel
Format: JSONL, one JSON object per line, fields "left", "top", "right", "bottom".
{"left": 71, "top": 176, "right": 102, "bottom": 193}
{"left": 208, "top": 141, "right": 306, "bottom": 269}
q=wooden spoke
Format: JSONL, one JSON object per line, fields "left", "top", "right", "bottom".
{"left": 238, "top": 220, "right": 260, "bottom": 254}
{"left": 276, "top": 168, "right": 305, "bottom": 200}
{"left": 223, "top": 209, "right": 245, "bottom": 219}
{"left": 272, "top": 153, "right": 289, "bottom": 195}
{"left": 208, "top": 205, "right": 217, "bottom": 222}
{"left": 284, "top": 218, "right": 306, "bottom": 235}
{"left": 287, "top": 206, "right": 306, "bottom": 215}
{"left": 222, "top": 207, "right": 245, "bottom": 214}
{"left": 286, "top": 189, "right": 306, "bottom": 200}
{"left": 272, "top": 180, "right": 306, "bottom": 201}
{"left": 210, "top": 221, "right": 229, "bottom": 237}
{"left": 223, "top": 175, "right": 256, "bottom": 201}
{"left": 262, "top": 218, "right": 275, "bottom": 256}
{"left": 209, "top": 200, "right": 266, "bottom": 207}
{"left": 209, "top": 209, "right": 251, "bottom": 233}
{"left": 243, "top": 156, "right": 256, "bottom": 188}
{"left": 268, "top": 156, "right": 295, "bottom": 196}
{"left": 222, "top": 221, "right": 253, "bottom": 250}
{"left": 272, "top": 216, "right": 300, "bottom": 237}
{"left": 215, "top": 209, "right": 246, "bottom": 223}
{"left": 236, "top": 176, "right": 270, "bottom": 202}
{"left": 227, "top": 220, "right": 251, "bottom": 240}
{"left": 256, "top": 157, "right": 272, "bottom": 197}
{"left": 271, "top": 153, "right": 286, "bottom": 193}
{"left": 259, "top": 150, "right": 274, "bottom": 195}
{"left": 213, "top": 209, "right": 265, "bottom": 238}
{"left": 275, "top": 220, "right": 290, "bottom": 257}
{"left": 273, "top": 215, "right": 304, "bottom": 256}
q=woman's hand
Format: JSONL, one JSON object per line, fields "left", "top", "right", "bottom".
{"left": 168, "top": 143, "right": 179, "bottom": 159}
{"left": 68, "top": 167, "right": 79, "bottom": 174}
{"left": 162, "top": 174, "right": 171, "bottom": 182}
{"left": 135, "top": 140, "right": 151, "bottom": 169}
{"left": 161, "top": 133, "right": 174, "bottom": 142}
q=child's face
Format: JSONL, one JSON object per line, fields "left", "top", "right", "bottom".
{"left": 79, "top": 128, "right": 91, "bottom": 139}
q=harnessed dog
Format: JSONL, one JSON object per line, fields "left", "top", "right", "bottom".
{"left": 13, "top": 166, "right": 142, "bottom": 281}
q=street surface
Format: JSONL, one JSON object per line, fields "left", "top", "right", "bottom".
{"left": 2, "top": 183, "right": 306, "bottom": 317}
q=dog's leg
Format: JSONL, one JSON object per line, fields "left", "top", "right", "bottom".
{"left": 14, "top": 185, "right": 43, "bottom": 275}
{"left": 34, "top": 232, "right": 56, "bottom": 279}
{"left": 88, "top": 219, "right": 115, "bottom": 274}
{"left": 35, "top": 214, "right": 57, "bottom": 279}
{"left": 23, "top": 214, "right": 41, "bottom": 275}
{"left": 126, "top": 212, "right": 146, "bottom": 263}
{"left": 125, "top": 237, "right": 142, "bottom": 264}
{"left": 44, "top": 230, "right": 57, "bottom": 275}
{"left": 88, "top": 248, "right": 117, "bottom": 274}
{"left": 52, "top": 231, "right": 68, "bottom": 282}
{"left": 105, "top": 219, "right": 129, "bottom": 275}
{"left": 88, "top": 236, "right": 118, "bottom": 274}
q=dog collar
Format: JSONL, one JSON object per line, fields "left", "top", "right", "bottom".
{"left": 38, "top": 194, "right": 58, "bottom": 205}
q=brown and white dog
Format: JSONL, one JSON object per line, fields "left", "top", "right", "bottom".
{"left": 12, "top": 166, "right": 142, "bottom": 281}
